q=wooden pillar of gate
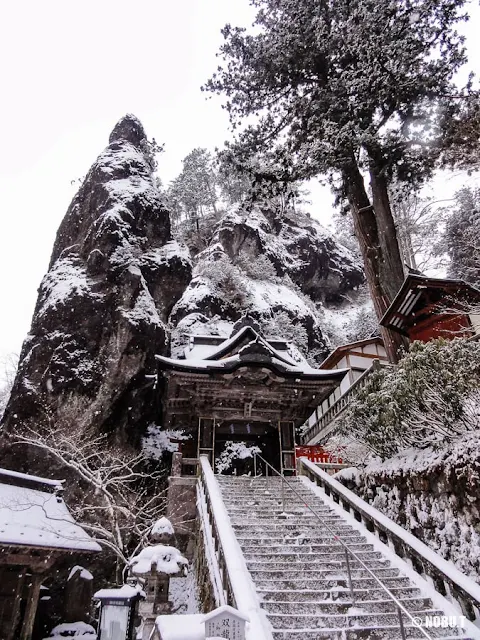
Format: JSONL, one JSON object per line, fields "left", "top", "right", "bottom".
{"left": 278, "top": 421, "right": 295, "bottom": 475}
{"left": 198, "top": 417, "right": 216, "bottom": 471}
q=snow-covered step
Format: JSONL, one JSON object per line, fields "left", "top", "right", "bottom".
{"left": 242, "top": 542, "right": 375, "bottom": 553}
{"left": 232, "top": 523, "right": 355, "bottom": 533}
{"left": 215, "top": 475, "right": 472, "bottom": 639}
{"left": 235, "top": 533, "right": 369, "bottom": 544}
{"left": 257, "top": 586, "right": 425, "bottom": 603}
{"left": 249, "top": 567, "right": 404, "bottom": 582}
{"left": 262, "top": 597, "right": 434, "bottom": 615}
{"left": 271, "top": 628, "right": 466, "bottom": 639}
{"left": 243, "top": 550, "right": 384, "bottom": 562}
{"left": 252, "top": 576, "right": 417, "bottom": 591}
{"left": 266, "top": 609, "right": 445, "bottom": 628}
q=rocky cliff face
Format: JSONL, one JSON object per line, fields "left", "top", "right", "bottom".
{"left": 1, "top": 115, "right": 191, "bottom": 446}
{"left": 2, "top": 115, "right": 364, "bottom": 456}
{"left": 171, "top": 206, "right": 364, "bottom": 361}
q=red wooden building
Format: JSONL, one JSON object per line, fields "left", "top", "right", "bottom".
{"left": 380, "top": 274, "right": 480, "bottom": 342}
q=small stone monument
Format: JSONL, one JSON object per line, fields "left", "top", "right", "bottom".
{"left": 202, "top": 605, "right": 249, "bottom": 640}
{"left": 64, "top": 565, "right": 94, "bottom": 623}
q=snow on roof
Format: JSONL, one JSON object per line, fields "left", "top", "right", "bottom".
{"left": 157, "top": 350, "right": 347, "bottom": 379}
{"left": 68, "top": 565, "right": 93, "bottom": 581}
{"left": 0, "top": 480, "right": 101, "bottom": 552}
{"left": 94, "top": 583, "right": 145, "bottom": 600}
{"left": 0, "top": 468, "right": 62, "bottom": 488}
{"left": 319, "top": 337, "right": 385, "bottom": 369}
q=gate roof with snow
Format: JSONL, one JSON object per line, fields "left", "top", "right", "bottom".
{"left": 156, "top": 326, "right": 347, "bottom": 428}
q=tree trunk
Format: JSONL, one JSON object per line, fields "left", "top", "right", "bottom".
{"left": 368, "top": 160, "right": 406, "bottom": 299}
{"left": 342, "top": 160, "right": 407, "bottom": 363}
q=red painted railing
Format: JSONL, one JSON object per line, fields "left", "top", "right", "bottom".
{"left": 295, "top": 445, "right": 344, "bottom": 464}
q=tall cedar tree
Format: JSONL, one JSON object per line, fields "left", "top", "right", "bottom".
{"left": 205, "top": 0, "right": 474, "bottom": 362}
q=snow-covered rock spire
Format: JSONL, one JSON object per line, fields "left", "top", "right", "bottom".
{"left": 1, "top": 115, "right": 192, "bottom": 463}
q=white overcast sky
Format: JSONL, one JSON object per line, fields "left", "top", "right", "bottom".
{"left": 0, "top": 0, "right": 479, "bottom": 364}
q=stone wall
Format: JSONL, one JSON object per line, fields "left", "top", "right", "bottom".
{"left": 337, "top": 433, "right": 480, "bottom": 581}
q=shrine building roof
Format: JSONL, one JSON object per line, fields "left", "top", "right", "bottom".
{"left": 380, "top": 274, "right": 480, "bottom": 336}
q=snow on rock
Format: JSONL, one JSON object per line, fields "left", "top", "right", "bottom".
{"left": 37, "top": 257, "right": 96, "bottom": 318}
{"left": 172, "top": 206, "right": 364, "bottom": 363}
{"left": 130, "top": 544, "right": 188, "bottom": 576}
{"left": 43, "top": 621, "right": 97, "bottom": 638}
{"left": 1, "top": 114, "right": 192, "bottom": 461}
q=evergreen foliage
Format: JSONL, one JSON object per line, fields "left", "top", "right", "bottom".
{"left": 195, "top": 254, "right": 250, "bottom": 308}
{"left": 340, "top": 339, "right": 480, "bottom": 459}
{"left": 168, "top": 148, "right": 218, "bottom": 226}
{"left": 205, "top": 0, "right": 477, "bottom": 360}
{"left": 443, "top": 187, "right": 480, "bottom": 286}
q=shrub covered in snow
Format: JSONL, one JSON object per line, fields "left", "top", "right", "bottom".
{"left": 43, "top": 621, "right": 96, "bottom": 638}
{"left": 323, "top": 434, "right": 376, "bottom": 466}
{"left": 215, "top": 441, "right": 261, "bottom": 474}
{"left": 235, "top": 251, "right": 279, "bottom": 282}
{"left": 195, "top": 254, "right": 250, "bottom": 308}
{"left": 263, "top": 311, "right": 309, "bottom": 355}
{"left": 339, "top": 338, "right": 480, "bottom": 459}
{"left": 142, "top": 425, "right": 189, "bottom": 460}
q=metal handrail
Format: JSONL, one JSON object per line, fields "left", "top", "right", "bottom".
{"left": 252, "top": 452, "right": 433, "bottom": 640}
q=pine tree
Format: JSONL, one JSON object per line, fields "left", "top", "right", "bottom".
{"left": 205, "top": 0, "right": 476, "bottom": 361}
{"left": 167, "top": 148, "right": 218, "bottom": 228}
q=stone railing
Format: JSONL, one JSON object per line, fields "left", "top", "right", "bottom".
{"left": 315, "top": 461, "right": 351, "bottom": 475}
{"left": 301, "top": 359, "right": 388, "bottom": 445}
{"left": 197, "top": 456, "right": 273, "bottom": 640}
{"left": 170, "top": 452, "right": 199, "bottom": 477}
{"left": 298, "top": 457, "right": 480, "bottom": 622}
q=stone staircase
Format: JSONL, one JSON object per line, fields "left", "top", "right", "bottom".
{"left": 216, "top": 475, "right": 471, "bottom": 640}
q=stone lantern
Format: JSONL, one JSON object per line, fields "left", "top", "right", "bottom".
{"left": 129, "top": 543, "right": 188, "bottom": 640}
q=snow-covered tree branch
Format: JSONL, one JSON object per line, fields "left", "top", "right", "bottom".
{"left": 11, "top": 424, "right": 169, "bottom": 581}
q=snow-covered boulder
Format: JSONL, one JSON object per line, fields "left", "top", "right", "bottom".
{"left": 171, "top": 207, "right": 364, "bottom": 361}
{"left": 43, "top": 621, "right": 96, "bottom": 638}
{"left": 1, "top": 114, "right": 192, "bottom": 451}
